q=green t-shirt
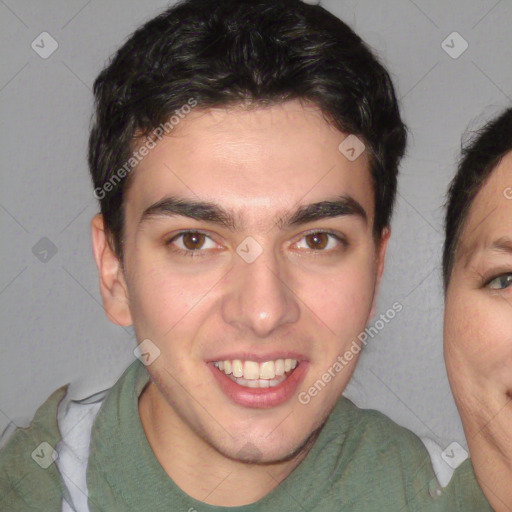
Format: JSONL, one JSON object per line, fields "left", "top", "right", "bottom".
{"left": 0, "top": 360, "right": 493, "bottom": 511}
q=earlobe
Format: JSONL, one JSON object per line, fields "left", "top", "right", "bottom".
{"left": 369, "top": 226, "right": 390, "bottom": 318}
{"left": 90, "top": 213, "right": 133, "bottom": 326}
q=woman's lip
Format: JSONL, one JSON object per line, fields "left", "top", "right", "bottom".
{"left": 208, "top": 361, "right": 308, "bottom": 409}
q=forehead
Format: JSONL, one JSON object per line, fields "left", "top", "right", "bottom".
{"left": 124, "top": 100, "right": 374, "bottom": 229}
{"left": 456, "top": 151, "right": 512, "bottom": 261}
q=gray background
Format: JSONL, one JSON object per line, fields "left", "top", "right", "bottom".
{"left": 1, "top": 0, "right": 511, "bottom": 452}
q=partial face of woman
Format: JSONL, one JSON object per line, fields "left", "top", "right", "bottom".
{"left": 444, "top": 151, "right": 512, "bottom": 511}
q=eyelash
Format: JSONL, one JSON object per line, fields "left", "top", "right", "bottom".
{"left": 483, "top": 272, "right": 512, "bottom": 291}
{"left": 164, "top": 229, "right": 346, "bottom": 258}
{"left": 293, "top": 229, "right": 347, "bottom": 254}
{"left": 164, "top": 231, "right": 215, "bottom": 258}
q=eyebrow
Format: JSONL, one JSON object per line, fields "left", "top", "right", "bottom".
{"left": 137, "top": 194, "right": 367, "bottom": 231}
{"left": 491, "top": 237, "right": 512, "bottom": 252}
{"left": 463, "top": 236, "right": 512, "bottom": 268}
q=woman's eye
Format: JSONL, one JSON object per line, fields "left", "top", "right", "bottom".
{"left": 486, "top": 273, "right": 512, "bottom": 290}
{"left": 167, "top": 231, "right": 218, "bottom": 253}
{"left": 294, "top": 232, "right": 342, "bottom": 251}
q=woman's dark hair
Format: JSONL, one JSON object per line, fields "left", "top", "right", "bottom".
{"left": 443, "top": 107, "right": 512, "bottom": 290}
{"left": 88, "top": 0, "right": 407, "bottom": 263}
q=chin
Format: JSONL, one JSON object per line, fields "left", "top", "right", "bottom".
{"left": 214, "top": 424, "right": 319, "bottom": 465}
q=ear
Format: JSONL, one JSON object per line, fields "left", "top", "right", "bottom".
{"left": 90, "top": 213, "right": 133, "bottom": 326}
{"left": 369, "top": 226, "right": 390, "bottom": 318}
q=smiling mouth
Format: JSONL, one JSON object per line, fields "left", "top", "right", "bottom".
{"left": 212, "top": 358, "right": 299, "bottom": 388}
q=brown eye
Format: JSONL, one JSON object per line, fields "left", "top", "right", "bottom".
{"left": 294, "top": 231, "right": 344, "bottom": 252}
{"left": 182, "top": 232, "right": 206, "bottom": 250}
{"left": 305, "top": 232, "right": 329, "bottom": 250}
{"left": 166, "top": 231, "right": 218, "bottom": 256}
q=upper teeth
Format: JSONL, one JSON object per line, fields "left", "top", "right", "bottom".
{"left": 213, "top": 359, "right": 298, "bottom": 380}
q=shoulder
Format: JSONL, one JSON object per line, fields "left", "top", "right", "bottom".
{"left": 335, "top": 396, "right": 429, "bottom": 462}
{"left": 331, "top": 400, "right": 493, "bottom": 511}
{"left": 318, "top": 397, "right": 438, "bottom": 509}
{"left": 0, "top": 385, "right": 69, "bottom": 511}
{"left": 443, "top": 459, "right": 494, "bottom": 510}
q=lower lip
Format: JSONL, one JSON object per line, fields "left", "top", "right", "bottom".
{"left": 208, "top": 362, "right": 308, "bottom": 409}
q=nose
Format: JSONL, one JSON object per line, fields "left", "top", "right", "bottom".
{"left": 221, "top": 244, "right": 300, "bottom": 338}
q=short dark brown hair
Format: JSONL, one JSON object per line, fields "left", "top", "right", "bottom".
{"left": 88, "top": 0, "right": 407, "bottom": 263}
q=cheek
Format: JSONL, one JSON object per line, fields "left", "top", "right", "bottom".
{"left": 127, "top": 243, "right": 377, "bottom": 349}
{"left": 307, "top": 260, "right": 375, "bottom": 339}
{"left": 126, "top": 261, "right": 222, "bottom": 339}
{"left": 445, "top": 291, "right": 512, "bottom": 379}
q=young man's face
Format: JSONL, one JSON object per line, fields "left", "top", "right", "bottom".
{"left": 92, "top": 99, "right": 387, "bottom": 464}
